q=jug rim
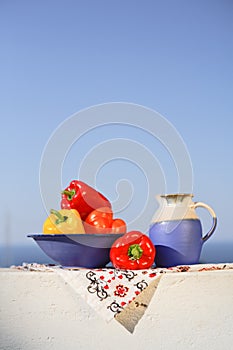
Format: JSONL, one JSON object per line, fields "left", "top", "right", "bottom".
{"left": 158, "top": 193, "right": 194, "bottom": 198}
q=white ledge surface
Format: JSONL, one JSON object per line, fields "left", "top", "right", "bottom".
{"left": 0, "top": 267, "right": 233, "bottom": 349}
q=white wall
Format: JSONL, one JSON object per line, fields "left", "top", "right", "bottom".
{"left": 0, "top": 268, "right": 233, "bottom": 350}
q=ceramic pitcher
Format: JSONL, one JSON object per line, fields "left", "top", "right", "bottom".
{"left": 149, "top": 194, "right": 217, "bottom": 267}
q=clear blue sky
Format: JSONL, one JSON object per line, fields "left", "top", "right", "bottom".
{"left": 0, "top": 0, "right": 233, "bottom": 245}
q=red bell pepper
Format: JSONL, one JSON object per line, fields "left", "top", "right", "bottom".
{"left": 61, "top": 180, "right": 111, "bottom": 220}
{"left": 111, "top": 219, "right": 127, "bottom": 234}
{"left": 84, "top": 207, "right": 127, "bottom": 234}
{"left": 110, "top": 231, "right": 156, "bottom": 269}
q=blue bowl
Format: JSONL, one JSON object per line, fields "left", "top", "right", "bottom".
{"left": 27, "top": 233, "right": 124, "bottom": 268}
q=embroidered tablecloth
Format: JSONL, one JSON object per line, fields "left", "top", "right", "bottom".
{"left": 11, "top": 262, "right": 233, "bottom": 328}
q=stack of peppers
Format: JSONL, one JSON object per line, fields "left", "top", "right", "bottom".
{"left": 43, "top": 180, "right": 127, "bottom": 235}
{"left": 43, "top": 179, "right": 156, "bottom": 270}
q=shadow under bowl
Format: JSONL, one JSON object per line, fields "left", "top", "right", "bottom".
{"left": 27, "top": 233, "right": 124, "bottom": 268}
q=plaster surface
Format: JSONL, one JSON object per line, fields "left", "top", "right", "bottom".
{"left": 0, "top": 268, "right": 232, "bottom": 350}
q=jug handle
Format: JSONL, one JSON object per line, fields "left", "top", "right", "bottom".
{"left": 192, "top": 202, "right": 217, "bottom": 242}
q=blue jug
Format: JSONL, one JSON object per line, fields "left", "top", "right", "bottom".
{"left": 149, "top": 194, "right": 217, "bottom": 267}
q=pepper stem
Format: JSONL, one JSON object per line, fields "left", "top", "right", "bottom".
{"left": 61, "top": 189, "right": 76, "bottom": 201}
{"left": 50, "top": 209, "right": 68, "bottom": 225}
{"left": 128, "top": 244, "right": 143, "bottom": 260}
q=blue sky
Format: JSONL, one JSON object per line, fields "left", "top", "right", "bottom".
{"left": 0, "top": 0, "right": 233, "bottom": 246}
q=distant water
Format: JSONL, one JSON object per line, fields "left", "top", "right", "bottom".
{"left": 0, "top": 241, "right": 233, "bottom": 268}
{"left": 0, "top": 244, "right": 55, "bottom": 268}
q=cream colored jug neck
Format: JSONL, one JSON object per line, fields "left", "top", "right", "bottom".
{"left": 152, "top": 193, "right": 198, "bottom": 223}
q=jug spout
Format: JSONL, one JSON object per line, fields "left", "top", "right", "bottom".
{"left": 158, "top": 193, "right": 194, "bottom": 204}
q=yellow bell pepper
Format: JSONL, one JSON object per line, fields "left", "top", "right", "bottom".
{"left": 43, "top": 209, "right": 85, "bottom": 234}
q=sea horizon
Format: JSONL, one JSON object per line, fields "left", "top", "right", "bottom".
{"left": 0, "top": 240, "right": 233, "bottom": 268}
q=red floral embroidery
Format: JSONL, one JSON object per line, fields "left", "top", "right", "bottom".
{"left": 177, "top": 266, "right": 190, "bottom": 272}
{"left": 114, "top": 284, "right": 129, "bottom": 297}
{"left": 198, "top": 266, "right": 221, "bottom": 272}
{"left": 149, "top": 273, "right": 157, "bottom": 278}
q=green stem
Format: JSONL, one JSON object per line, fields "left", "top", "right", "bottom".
{"left": 50, "top": 209, "right": 68, "bottom": 225}
{"left": 61, "top": 189, "right": 76, "bottom": 201}
{"left": 128, "top": 244, "right": 143, "bottom": 260}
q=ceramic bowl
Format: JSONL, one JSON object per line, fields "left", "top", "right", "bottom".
{"left": 27, "top": 233, "right": 124, "bottom": 268}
